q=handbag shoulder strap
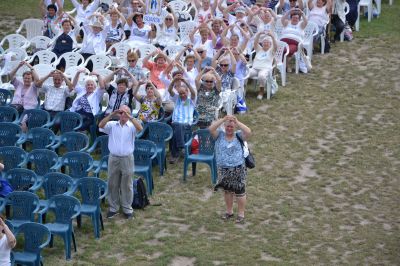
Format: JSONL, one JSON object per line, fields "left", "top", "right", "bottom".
{"left": 235, "top": 132, "right": 245, "bottom": 150}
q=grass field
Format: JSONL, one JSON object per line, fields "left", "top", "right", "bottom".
{"left": 1, "top": 1, "right": 400, "bottom": 265}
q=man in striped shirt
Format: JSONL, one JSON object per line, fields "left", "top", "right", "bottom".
{"left": 167, "top": 76, "right": 197, "bottom": 164}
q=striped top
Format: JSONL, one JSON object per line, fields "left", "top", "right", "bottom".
{"left": 170, "top": 94, "right": 196, "bottom": 125}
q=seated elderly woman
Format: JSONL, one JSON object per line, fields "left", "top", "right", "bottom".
{"left": 195, "top": 67, "right": 221, "bottom": 128}
{"left": 126, "top": 12, "right": 155, "bottom": 44}
{"left": 8, "top": 61, "right": 40, "bottom": 114}
{"left": 132, "top": 81, "right": 162, "bottom": 123}
{"left": 155, "top": 10, "right": 179, "bottom": 48}
{"left": 189, "top": 23, "right": 217, "bottom": 59}
{"left": 70, "top": 69, "right": 106, "bottom": 131}
{"left": 143, "top": 49, "right": 172, "bottom": 90}
{"left": 102, "top": 67, "right": 139, "bottom": 120}
{"left": 212, "top": 47, "right": 238, "bottom": 92}
{"left": 280, "top": 8, "right": 308, "bottom": 72}
{"left": 248, "top": 31, "right": 277, "bottom": 100}
{"left": 308, "top": 0, "right": 331, "bottom": 45}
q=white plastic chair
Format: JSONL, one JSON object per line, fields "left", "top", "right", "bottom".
{"left": 0, "top": 34, "right": 30, "bottom": 50}
{"left": 33, "top": 64, "right": 56, "bottom": 86}
{"left": 29, "top": 36, "right": 53, "bottom": 52}
{"left": 83, "top": 54, "right": 112, "bottom": 71}
{"left": 16, "top": 19, "right": 44, "bottom": 40}
{"left": 52, "top": 52, "right": 85, "bottom": 70}
{"left": 219, "top": 89, "right": 238, "bottom": 116}
{"left": 168, "top": 0, "right": 189, "bottom": 13}
{"left": 178, "top": 21, "right": 197, "bottom": 45}
{"left": 27, "top": 50, "right": 58, "bottom": 65}
{"left": 106, "top": 42, "right": 131, "bottom": 68}
{"left": 164, "top": 44, "right": 185, "bottom": 58}
{"left": 302, "top": 21, "right": 318, "bottom": 61}
{"left": 274, "top": 40, "right": 289, "bottom": 87}
{"left": 95, "top": 68, "right": 114, "bottom": 79}
{"left": 4, "top": 48, "right": 28, "bottom": 61}
{"left": 356, "top": 0, "right": 372, "bottom": 31}
{"left": 274, "top": 20, "right": 284, "bottom": 40}
{"left": 136, "top": 44, "right": 158, "bottom": 61}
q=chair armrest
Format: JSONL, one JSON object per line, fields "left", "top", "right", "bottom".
{"left": 86, "top": 163, "right": 95, "bottom": 173}
{"left": 28, "top": 178, "right": 44, "bottom": 193}
{"left": 136, "top": 124, "right": 148, "bottom": 139}
{"left": 50, "top": 140, "right": 62, "bottom": 150}
{"left": 99, "top": 186, "right": 108, "bottom": 199}
{"left": 38, "top": 202, "right": 51, "bottom": 223}
{"left": 43, "top": 120, "right": 55, "bottom": 128}
{"left": 79, "top": 142, "right": 90, "bottom": 152}
{"left": 16, "top": 134, "right": 27, "bottom": 146}
{"left": 15, "top": 24, "right": 23, "bottom": 34}
{"left": 86, "top": 142, "right": 97, "bottom": 154}
{"left": 50, "top": 159, "right": 62, "bottom": 171}
{"left": 184, "top": 137, "right": 193, "bottom": 156}
{"left": 0, "top": 198, "right": 5, "bottom": 213}
{"left": 71, "top": 207, "right": 81, "bottom": 219}
{"left": 73, "top": 118, "right": 83, "bottom": 131}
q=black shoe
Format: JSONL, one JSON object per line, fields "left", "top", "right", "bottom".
{"left": 169, "top": 156, "right": 179, "bottom": 164}
{"left": 106, "top": 211, "right": 118, "bottom": 219}
{"left": 123, "top": 213, "right": 134, "bottom": 220}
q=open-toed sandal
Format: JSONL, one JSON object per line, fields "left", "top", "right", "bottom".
{"left": 221, "top": 213, "right": 234, "bottom": 221}
{"left": 235, "top": 216, "right": 245, "bottom": 224}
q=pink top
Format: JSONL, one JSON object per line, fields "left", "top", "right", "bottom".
{"left": 11, "top": 78, "right": 39, "bottom": 110}
{"left": 143, "top": 61, "right": 168, "bottom": 89}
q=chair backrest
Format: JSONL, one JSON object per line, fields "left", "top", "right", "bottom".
{"left": 16, "top": 19, "right": 45, "bottom": 40}
{"left": 49, "top": 195, "right": 81, "bottom": 224}
{"left": 32, "top": 64, "right": 55, "bottom": 80}
{"left": 84, "top": 54, "right": 112, "bottom": 71}
{"left": 274, "top": 19, "right": 284, "bottom": 40}
{"left": 4, "top": 48, "right": 28, "bottom": 62}
{"left": 136, "top": 44, "right": 158, "bottom": 61}
{"left": 194, "top": 129, "right": 215, "bottom": 155}
{"left": 16, "top": 222, "right": 51, "bottom": 254}
{"left": 27, "top": 149, "right": 59, "bottom": 176}
{"left": 30, "top": 50, "right": 57, "bottom": 65}
{"left": 164, "top": 44, "right": 185, "bottom": 58}
{"left": 134, "top": 139, "right": 157, "bottom": 166}
{"left": 76, "top": 177, "right": 107, "bottom": 206}
{"left": 145, "top": 122, "right": 173, "bottom": 146}
{"left": 0, "top": 106, "right": 19, "bottom": 122}
{"left": 0, "top": 89, "right": 13, "bottom": 106}
{"left": 6, "top": 168, "right": 39, "bottom": 191}
{"left": 26, "top": 127, "right": 56, "bottom": 149}
{"left": 53, "top": 111, "right": 83, "bottom": 134}
{"left": 275, "top": 40, "right": 289, "bottom": 64}
{"left": 0, "top": 146, "right": 26, "bottom": 172}
{"left": 6, "top": 191, "right": 40, "bottom": 221}
{"left": 178, "top": 21, "right": 197, "bottom": 44}
{"left": 57, "top": 52, "right": 85, "bottom": 70}
{"left": 168, "top": 0, "right": 189, "bottom": 13}
{"left": 303, "top": 21, "right": 319, "bottom": 43}
{"left": 61, "top": 151, "right": 93, "bottom": 179}
{"left": 20, "top": 109, "right": 51, "bottom": 130}
{"left": 0, "top": 122, "right": 21, "bottom": 147}
{"left": 1, "top": 34, "right": 29, "bottom": 50}
{"left": 107, "top": 42, "right": 131, "bottom": 64}
{"left": 58, "top": 132, "right": 90, "bottom": 152}
{"left": 29, "top": 36, "right": 52, "bottom": 51}
{"left": 88, "top": 135, "right": 109, "bottom": 157}
{"left": 42, "top": 172, "right": 74, "bottom": 200}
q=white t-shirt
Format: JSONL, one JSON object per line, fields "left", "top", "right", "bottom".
{"left": 129, "top": 23, "right": 151, "bottom": 43}
{"left": 0, "top": 234, "right": 11, "bottom": 266}
{"left": 193, "top": 36, "right": 214, "bottom": 58}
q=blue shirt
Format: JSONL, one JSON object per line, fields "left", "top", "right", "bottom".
{"left": 170, "top": 95, "right": 196, "bottom": 125}
{"left": 215, "top": 130, "right": 244, "bottom": 167}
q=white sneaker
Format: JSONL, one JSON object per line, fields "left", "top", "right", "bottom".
{"left": 256, "top": 94, "right": 263, "bottom": 100}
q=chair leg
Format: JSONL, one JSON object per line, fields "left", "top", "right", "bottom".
{"left": 183, "top": 159, "right": 188, "bottom": 182}
{"left": 64, "top": 232, "right": 71, "bottom": 260}
{"left": 49, "top": 234, "right": 54, "bottom": 248}
{"left": 77, "top": 214, "right": 82, "bottom": 228}
{"left": 100, "top": 212, "right": 104, "bottom": 230}
{"left": 192, "top": 162, "right": 196, "bottom": 176}
{"left": 93, "top": 213, "right": 100, "bottom": 239}
{"left": 72, "top": 231, "right": 77, "bottom": 252}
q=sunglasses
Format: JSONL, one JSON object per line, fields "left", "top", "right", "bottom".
{"left": 203, "top": 80, "right": 214, "bottom": 83}
{"left": 220, "top": 64, "right": 229, "bottom": 67}
{"left": 197, "top": 50, "right": 204, "bottom": 54}
{"left": 128, "top": 59, "right": 136, "bottom": 62}
{"left": 165, "top": 18, "right": 173, "bottom": 21}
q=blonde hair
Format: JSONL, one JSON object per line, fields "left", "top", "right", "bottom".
{"left": 127, "top": 49, "right": 139, "bottom": 60}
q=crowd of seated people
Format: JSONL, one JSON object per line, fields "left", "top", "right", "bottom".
{"left": 1, "top": 0, "right": 365, "bottom": 163}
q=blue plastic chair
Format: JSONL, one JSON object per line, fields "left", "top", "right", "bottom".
{"left": 5, "top": 168, "right": 42, "bottom": 193}
{"left": 0, "top": 122, "right": 23, "bottom": 147}
{"left": 5, "top": 191, "right": 40, "bottom": 231}
{"left": 183, "top": 129, "right": 217, "bottom": 184}
{"left": 0, "top": 106, "right": 19, "bottom": 122}
{"left": 51, "top": 151, "right": 94, "bottom": 182}
{"left": 138, "top": 122, "right": 173, "bottom": 176}
{"left": 93, "top": 155, "right": 109, "bottom": 177}
{"left": 39, "top": 172, "right": 75, "bottom": 223}
{"left": 38, "top": 194, "right": 81, "bottom": 260}
{"left": 134, "top": 139, "right": 157, "bottom": 195}
{"left": 85, "top": 135, "right": 109, "bottom": 169}
{"left": 0, "top": 197, "right": 5, "bottom": 213}
{"left": 74, "top": 177, "right": 107, "bottom": 239}
{"left": 0, "top": 146, "right": 26, "bottom": 172}
{"left": 12, "top": 222, "right": 51, "bottom": 266}
{"left": 26, "top": 149, "right": 59, "bottom": 178}
{"left": 51, "top": 132, "right": 90, "bottom": 152}
{"left": 17, "top": 127, "right": 57, "bottom": 150}
{"left": 44, "top": 111, "right": 83, "bottom": 134}
{"left": 19, "top": 109, "right": 51, "bottom": 130}
{"left": 0, "top": 89, "right": 12, "bottom": 106}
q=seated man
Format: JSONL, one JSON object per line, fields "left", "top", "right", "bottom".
{"left": 36, "top": 69, "right": 75, "bottom": 119}
{"left": 167, "top": 76, "right": 197, "bottom": 164}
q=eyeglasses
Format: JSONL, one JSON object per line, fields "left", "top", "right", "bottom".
{"left": 165, "top": 18, "right": 173, "bottom": 21}
{"left": 203, "top": 80, "right": 214, "bottom": 83}
{"left": 220, "top": 64, "right": 229, "bottom": 67}
{"left": 128, "top": 59, "right": 136, "bottom": 62}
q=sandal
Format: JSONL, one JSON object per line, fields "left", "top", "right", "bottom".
{"left": 235, "top": 216, "right": 245, "bottom": 224}
{"left": 221, "top": 213, "right": 234, "bottom": 221}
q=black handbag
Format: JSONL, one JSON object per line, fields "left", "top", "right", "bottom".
{"left": 236, "top": 133, "right": 255, "bottom": 169}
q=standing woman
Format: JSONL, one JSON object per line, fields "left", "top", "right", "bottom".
{"left": 0, "top": 216, "right": 16, "bottom": 266}
{"left": 209, "top": 115, "right": 251, "bottom": 224}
